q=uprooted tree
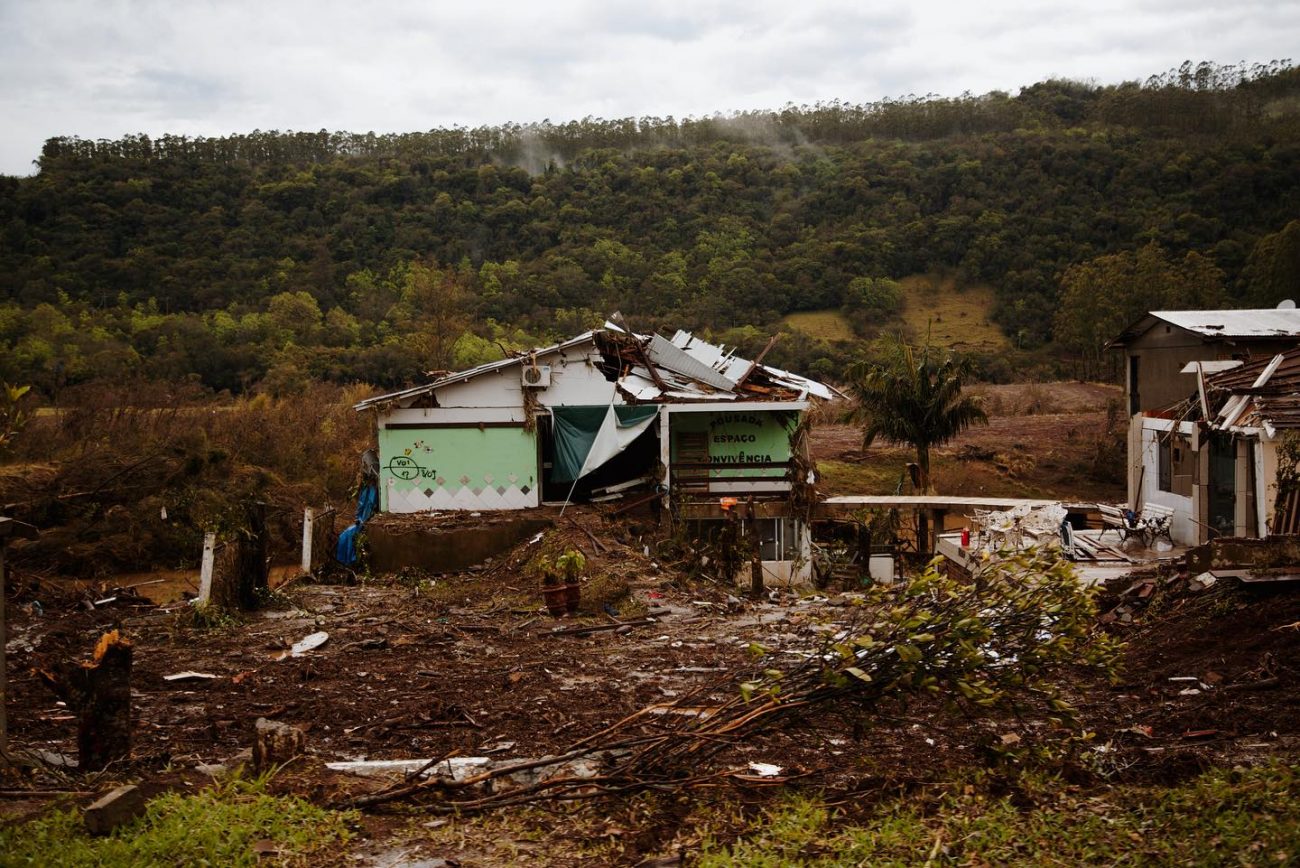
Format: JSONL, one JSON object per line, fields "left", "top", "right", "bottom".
{"left": 348, "top": 549, "right": 1120, "bottom": 813}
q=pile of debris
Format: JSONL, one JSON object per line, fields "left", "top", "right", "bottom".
{"left": 1098, "top": 567, "right": 1200, "bottom": 625}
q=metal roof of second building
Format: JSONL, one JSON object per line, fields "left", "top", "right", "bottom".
{"left": 1109, "top": 308, "right": 1300, "bottom": 347}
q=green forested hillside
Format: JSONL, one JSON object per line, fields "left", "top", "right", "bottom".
{"left": 2, "top": 60, "right": 1299, "bottom": 394}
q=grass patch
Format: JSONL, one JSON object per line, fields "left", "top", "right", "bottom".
{"left": 782, "top": 310, "right": 857, "bottom": 342}
{"left": 897, "top": 275, "right": 1008, "bottom": 352}
{"left": 816, "top": 457, "right": 910, "bottom": 495}
{"left": 0, "top": 775, "right": 353, "bottom": 867}
{"left": 697, "top": 764, "right": 1300, "bottom": 866}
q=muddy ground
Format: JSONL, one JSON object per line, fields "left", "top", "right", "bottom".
{"left": 4, "top": 502, "right": 1298, "bottom": 864}
{"left": 2, "top": 381, "right": 1294, "bottom": 864}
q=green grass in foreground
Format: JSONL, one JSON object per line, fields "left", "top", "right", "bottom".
{"left": 697, "top": 764, "right": 1300, "bottom": 867}
{"left": 0, "top": 775, "right": 354, "bottom": 867}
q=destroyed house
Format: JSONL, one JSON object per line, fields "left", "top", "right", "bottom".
{"left": 1125, "top": 345, "right": 1300, "bottom": 544}
{"left": 353, "top": 324, "right": 841, "bottom": 582}
{"left": 1111, "top": 308, "right": 1300, "bottom": 544}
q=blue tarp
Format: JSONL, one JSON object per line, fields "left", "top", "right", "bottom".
{"left": 336, "top": 481, "right": 378, "bottom": 567}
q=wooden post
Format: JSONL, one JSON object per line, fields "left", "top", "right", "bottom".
{"left": 197, "top": 532, "right": 216, "bottom": 606}
{"left": 253, "top": 718, "right": 305, "bottom": 773}
{"left": 916, "top": 509, "right": 929, "bottom": 556}
{"left": 858, "top": 522, "right": 871, "bottom": 583}
{"left": 301, "top": 506, "right": 337, "bottom": 575}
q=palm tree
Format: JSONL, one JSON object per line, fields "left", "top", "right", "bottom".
{"left": 844, "top": 339, "right": 987, "bottom": 494}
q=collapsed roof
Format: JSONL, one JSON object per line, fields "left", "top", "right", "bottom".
{"left": 1203, "top": 350, "right": 1300, "bottom": 434}
{"left": 354, "top": 323, "right": 842, "bottom": 411}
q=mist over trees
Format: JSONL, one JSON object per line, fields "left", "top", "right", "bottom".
{"left": 1, "top": 60, "right": 1298, "bottom": 395}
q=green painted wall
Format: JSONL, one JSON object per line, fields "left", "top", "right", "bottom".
{"left": 670, "top": 410, "right": 796, "bottom": 479}
{"left": 378, "top": 425, "right": 539, "bottom": 511}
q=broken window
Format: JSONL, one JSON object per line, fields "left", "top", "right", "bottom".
{"left": 753, "top": 518, "right": 802, "bottom": 561}
{"left": 683, "top": 517, "right": 803, "bottom": 562}
{"left": 1158, "top": 436, "right": 1172, "bottom": 492}
{"left": 1128, "top": 355, "right": 1141, "bottom": 415}
{"left": 1172, "top": 435, "right": 1194, "bottom": 497}
{"left": 1158, "top": 433, "right": 1194, "bottom": 497}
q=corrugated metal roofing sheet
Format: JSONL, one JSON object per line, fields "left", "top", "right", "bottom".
{"left": 1110, "top": 309, "right": 1300, "bottom": 347}
{"left": 1151, "top": 309, "right": 1300, "bottom": 338}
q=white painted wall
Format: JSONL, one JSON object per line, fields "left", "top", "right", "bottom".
{"left": 1138, "top": 419, "right": 1196, "bottom": 544}
{"left": 383, "top": 406, "right": 526, "bottom": 425}
{"left": 429, "top": 345, "right": 620, "bottom": 409}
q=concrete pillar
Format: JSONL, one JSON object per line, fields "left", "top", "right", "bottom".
{"left": 301, "top": 508, "right": 315, "bottom": 574}
{"left": 197, "top": 532, "right": 216, "bottom": 606}
{"left": 1127, "top": 415, "right": 1145, "bottom": 510}
{"left": 658, "top": 408, "right": 672, "bottom": 506}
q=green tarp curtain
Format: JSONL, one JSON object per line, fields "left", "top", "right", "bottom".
{"left": 551, "top": 405, "right": 659, "bottom": 483}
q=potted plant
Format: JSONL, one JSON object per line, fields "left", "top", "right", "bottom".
{"left": 538, "top": 556, "right": 567, "bottom": 617}
{"left": 555, "top": 547, "right": 586, "bottom": 614}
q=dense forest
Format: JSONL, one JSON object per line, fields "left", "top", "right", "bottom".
{"left": 2, "top": 60, "right": 1299, "bottom": 395}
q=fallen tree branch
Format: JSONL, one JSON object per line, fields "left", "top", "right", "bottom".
{"left": 344, "top": 549, "right": 1118, "bottom": 815}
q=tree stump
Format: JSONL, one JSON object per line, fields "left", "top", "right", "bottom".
{"left": 37, "top": 631, "right": 133, "bottom": 771}
{"left": 204, "top": 502, "right": 271, "bottom": 614}
{"left": 236, "top": 502, "right": 269, "bottom": 610}
{"left": 253, "top": 718, "right": 304, "bottom": 773}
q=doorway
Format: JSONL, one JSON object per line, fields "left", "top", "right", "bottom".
{"left": 1207, "top": 432, "right": 1236, "bottom": 538}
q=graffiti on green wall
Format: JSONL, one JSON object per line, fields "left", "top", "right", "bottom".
{"left": 378, "top": 425, "right": 538, "bottom": 511}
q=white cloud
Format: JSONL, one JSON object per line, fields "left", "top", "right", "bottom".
{"left": 1, "top": 0, "right": 1297, "bottom": 174}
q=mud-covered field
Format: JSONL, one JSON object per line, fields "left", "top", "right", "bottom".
{"left": 2, "top": 381, "right": 1296, "bottom": 864}
{"left": 4, "top": 504, "right": 1298, "bottom": 864}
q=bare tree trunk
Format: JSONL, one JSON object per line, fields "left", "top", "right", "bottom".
{"left": 236, "top": 502, "right": 269, "bottom": 610}
{"left": 917, "top": 445, "right": 933, "bottom": 494}
{"left": 38, "top": 631, "right": 133, "bottom": 771}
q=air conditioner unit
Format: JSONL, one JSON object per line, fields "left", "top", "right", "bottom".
{"left": 521, "top": 364, "right": 552, "bottom": 388}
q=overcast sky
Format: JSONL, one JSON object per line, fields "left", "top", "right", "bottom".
{"left": 1, "top": 0, "right": 1297, "bottom": 176}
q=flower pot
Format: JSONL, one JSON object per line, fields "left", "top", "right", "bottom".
{"left": 564, "top": 581, "right": 581, "bottom": 614}
{"left": 542, "top": 584, "right": 567, "bottom": 617}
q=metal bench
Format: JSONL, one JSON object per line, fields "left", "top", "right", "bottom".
{"left": 1098, "top": 504, "right": 1144, "bottom": 544}
{"left": 1140, "top": 503, "right": 1175, "bottom": 546}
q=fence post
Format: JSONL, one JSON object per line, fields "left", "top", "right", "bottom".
{"left": 301, "top": 508, "right": 315, "bottom": 574}
{"left": 197, "top": 532, "right": 216, "bottom": 606}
